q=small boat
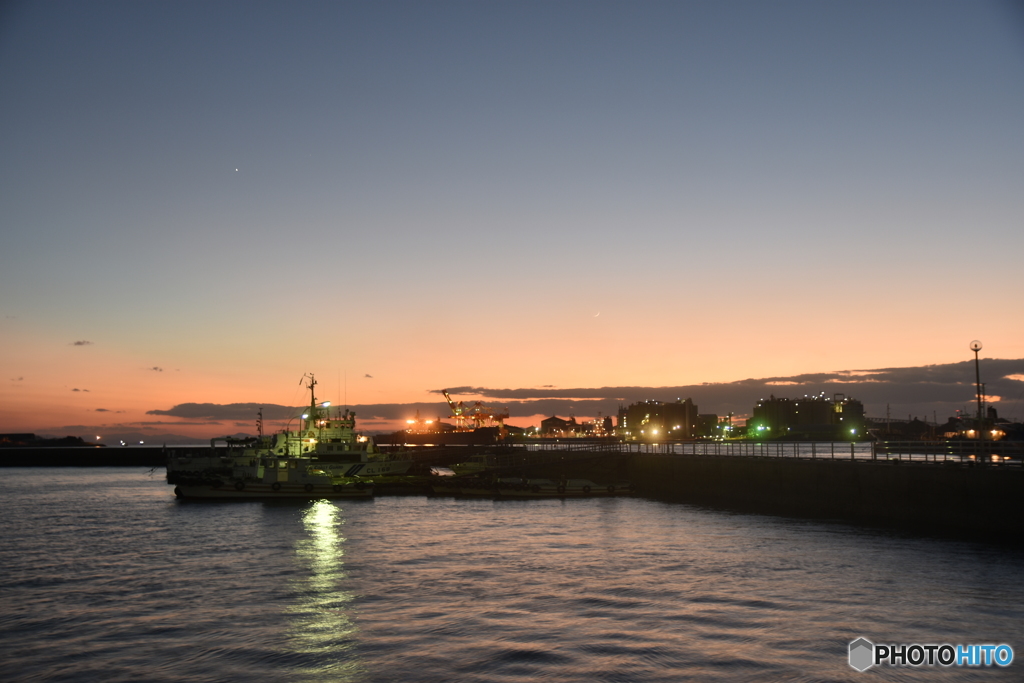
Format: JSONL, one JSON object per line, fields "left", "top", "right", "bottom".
{"left": 167, "top": 374, "right": 411, "bottom": 499}
{"left": 450, "top": 452, "right": 499, "bottom": 476}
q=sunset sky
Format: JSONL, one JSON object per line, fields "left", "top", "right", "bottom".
{"left": 2, "top": 1, "right": 1023, "bottom": 442}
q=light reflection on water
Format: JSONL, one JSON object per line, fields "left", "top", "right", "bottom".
{"left": 1, "top": 468, "right": 1022, "bottom": 682}
{"left": 287, "top": 500, "right": 362, "bottom": 682}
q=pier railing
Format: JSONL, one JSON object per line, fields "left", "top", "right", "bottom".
{"left": 874, "top": 439, "right": 1023, "bottom": 463}
{"left": 517, "top": 439, "right": 1023, "bottom": 466}
{"left": 632, "top": 441, "right": 875, "bottom": 461}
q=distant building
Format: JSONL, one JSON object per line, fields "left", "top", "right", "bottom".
{"left": 747, "top": 393, "right": 865, "bottom": 439}
{"left": 535, "top": 414, "right": 614, "bottom": 438}
{"left": 0, "top": 433, "right": 37, "bottom": 445}
{"left": 540, "top": 415, "right": 579, "bottom": 437}
{"left": 617, "top": 398, "right": 699, "bottom": 440}
{"left": 928, "top": 407, "right": 1019, "bottom": 442}
{"left": 0, "top": 434, "right": 93, "bottom": 448}
{"left": 696, "top": 414, "right": 720, "bottom": 438}
{"left": 869, "top": 416, "right": 939, "bottom": 439}
{"left": 582, "top": 415, "right": 614, "bottom": 437}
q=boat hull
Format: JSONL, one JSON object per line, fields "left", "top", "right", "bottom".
{"left": 174, "top": 482, "right": 372, "bottom": 499}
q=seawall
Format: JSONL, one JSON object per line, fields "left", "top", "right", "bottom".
{"left": 0, "top": 447, "right": 167, "bottom": 467}
{"left": 628, "top": 454, "right": 1024, "bottom": 542}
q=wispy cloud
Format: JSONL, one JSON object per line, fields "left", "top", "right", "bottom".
{"left": 71, "top": 340, "right": 93, "bottom": 346}
{"left": 137, "top": 420, "right": 224, "bottom": 427}
{"left": 149, "top": 367, "right": 163, "bottom": 372}
{"left": 71, "top": 388, "right": 90, "bottom": 392}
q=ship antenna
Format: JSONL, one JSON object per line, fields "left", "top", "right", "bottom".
{"left": 257, "top": 407, "right": 263, "bottom": 438}
{"left": 307, "top": 373, "right": 317, "bottom": 407}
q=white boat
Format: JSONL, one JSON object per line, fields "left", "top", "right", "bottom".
{"left": 450, "top": 452, "right": 499, "bottom": 475}
{"left": 167, "top": 374, "right": 412, "bottom": 499}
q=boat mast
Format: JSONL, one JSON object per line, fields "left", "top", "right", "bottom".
{"left": 306, "top": 374, "right": 319, "bottom": 428}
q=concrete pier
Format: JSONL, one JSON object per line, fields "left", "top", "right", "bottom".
{"left": 628, "top": 454, "right": 1024, "bottom": 542}
{"left": 0, "top": 447, "right": 168, "bottom": 467}
{"left": 4, "top": 442, "right": 1021, "bottom": 542}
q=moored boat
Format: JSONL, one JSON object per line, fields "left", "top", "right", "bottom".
{"left": 450, "top": 452, "right": 499, "bottom": 476}
{"left": 167, "top": 374, "right": 411, "bottom": 499}
{"left": 169, "top": 452, "right": 374, "bottom": 499}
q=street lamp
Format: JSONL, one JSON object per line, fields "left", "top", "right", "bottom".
{"left": 970, "top": 340, "right": 984, "bottom": 462}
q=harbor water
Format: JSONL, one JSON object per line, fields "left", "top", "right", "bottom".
{"left": 1, "top": 468, "right": 1022, "bottom": 682}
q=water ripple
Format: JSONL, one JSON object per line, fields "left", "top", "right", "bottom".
{"left": 2, "top": 469, "right": 1022, "bottom": 682}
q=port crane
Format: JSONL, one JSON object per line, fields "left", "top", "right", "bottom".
{"left": 442, "top": 390, "right": 509, "bottom": 431}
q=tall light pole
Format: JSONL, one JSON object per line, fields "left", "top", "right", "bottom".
{"left": 970, "top": 340, "right": 984, "bottom": 462}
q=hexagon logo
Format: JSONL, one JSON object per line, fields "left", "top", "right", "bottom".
{"left": 849, "top": 638, "right": 875, "bottom": 672}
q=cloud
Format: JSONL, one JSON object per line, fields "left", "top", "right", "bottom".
{"left": 147, "top": 402, "right": 299, "bottom": 421}
{"left": 71, "top": 340, "right": 93, "bottom": 346}
{"left": 142, "top": 360, "right": 1024, "bottom": 428}
{"left": 137, "top": 420, "right": 224, "bottom": 427}
{"left": 365, "top": 374, "right": 373, "bottom": 378}
{"left": 95, "top": 408, "right": 124, "bottom": 413}
{"left": 71, "top": 388, "right": 90, "bottom": 392}
{"left": 149, "top": 367, "right": 163, "bottom": 372}
{"left": 427, "top": 360, "right": 1024, "bottom": 421}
